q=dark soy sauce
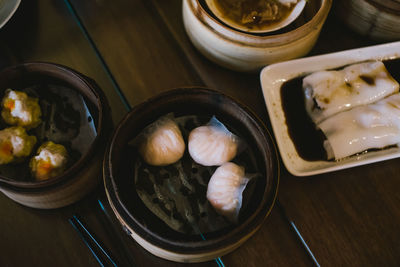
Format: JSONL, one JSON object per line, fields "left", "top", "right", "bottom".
{"left": 280, "top": 58, "right": 400, "bottom": 161}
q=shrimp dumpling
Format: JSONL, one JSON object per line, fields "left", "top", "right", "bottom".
{"left": 139, "top": 116, "right": 185, "bottom": 166}
{"left": 1, "top": 89, "right": 42, "bottom": 129}
{"left": 30, "top": 141, "right": 68, "bottom": 181}
{"left": 0, "top": 126, "right": 37, "bottom": 164}
{"left": 188, "top": 117, "right": 238, "bottom": 166}
{"left": 207, "top": 162, "right": 249, "bottom": 222}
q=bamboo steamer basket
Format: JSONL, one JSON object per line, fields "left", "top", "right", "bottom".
{"left": 0, "top": 62, "right": 112, "bottom": 209}
{"left": 336, "top": 0, "right": 400, "bottom": 41}
{"left": 103, "top": 88, "right": 279, "bottom": 262}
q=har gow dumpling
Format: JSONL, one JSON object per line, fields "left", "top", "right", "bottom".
{"left": 139, "top": 116, "right": 185, "bottom": 166}
{"left": 207, "top": 162, "right": 249, "bottom": 222}
{"left": 188, "top": 117, "right": 238, "bottom": 166}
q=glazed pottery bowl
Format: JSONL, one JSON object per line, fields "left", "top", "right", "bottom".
{"left": 182, "top": 0, "right": 332, "bottom": 72}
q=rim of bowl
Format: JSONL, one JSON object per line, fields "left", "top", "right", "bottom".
{"left": 104, "top": 87, "right": 280, "bottom": 253}
{"left": 188, "top": 0, "right": 332, "bottom": 47}
{"left": 0, "top": 62, "right": 109, "bottom": 192}
{"left": 0, "top": 0, "right": 21, "bottom": 29}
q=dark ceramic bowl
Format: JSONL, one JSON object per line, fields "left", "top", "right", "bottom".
{"left": 103, "top": 87, "right": 279, "bottom": 262}
{"left": 0, "top": 62, "right": 112, "bottom": 209}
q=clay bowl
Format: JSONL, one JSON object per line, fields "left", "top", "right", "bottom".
{"left": 0, "top": 62, "right": 112, "bottom": 209}
{"left": 183, "top": 0, "right": 332, "bottom": 72}
{"left": 103, "top": 87, "right": 279, "bottom": 262}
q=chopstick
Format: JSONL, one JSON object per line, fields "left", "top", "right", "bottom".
{"left": 97, "top": 199, "right": 137, "bottom": 267}
{"left": 69, "top": 215, "right": 118, "bottom": 267}
{"left": 190, "top": 222, "right": 226, "bottom": 267}
{"left": 276, "top": 200, "right": 320, "bottom": 267}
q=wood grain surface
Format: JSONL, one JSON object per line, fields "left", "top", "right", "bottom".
{"left": 0, "top": 0, "right": 399, "bottom": 266}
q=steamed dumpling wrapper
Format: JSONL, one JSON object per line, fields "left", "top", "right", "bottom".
{"left": 188, "top": 116, "right": 240, "bottom": 166}
{"left": 30, "top": 141, "right": 68, "bottom": 181}
{"left": 138, "top": 115, "right": 185, "bottom": 166}
{"left": 1, "top": 89, "right": 42, "bottom": 129}
{"left": 0, "top": 127, "right": 37, "bottom": 164}
{"left": 207, "top": 162, "right": 250, "bottom": 223}
{"left": 303, "top": 61, "right": 399, "bottom": 124}
{"left": 319, "top": 93, "right": 400, "bottom": 160}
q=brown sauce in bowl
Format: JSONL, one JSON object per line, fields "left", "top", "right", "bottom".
{"left": 213, "top": 0, "right": 295, "bottom": 31}
{"left": 280, "top": 58, "right": 400, "bottom": 161}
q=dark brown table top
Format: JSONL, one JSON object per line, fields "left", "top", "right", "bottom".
{"left": 0, "top": 1, "right": 399, "bottom": 266}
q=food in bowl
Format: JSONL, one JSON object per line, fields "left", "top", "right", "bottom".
{"left": 188, "top": 116, "right": 239, "bottom": 166}
{"left": 206, "top": 162, "right": 249, "bottom": 223}
{"left": 1, "top": 89, "right": 42, "bottom": 129}
{"left": 138, "top": 115, "right": 185, "bottom": 166}
{"left": 135, "top": 114, "right": 254, "bottom": 234}
{"left": 104, "top": 88, "right": 279, "bottom": 262}
{"left": 30, "top": 141, "right": 68, "bottom": 181}
{"left": 281, "top": 59, "right": 400, "bottom": 161}
{"left": 0, "top": 84, "right": 96, "bottom": 182}
{"left": 206, "top": 0, "right": 304, "bottom": 33}
{"left": 0, "top": 126, "right": 36, "bottom": 164}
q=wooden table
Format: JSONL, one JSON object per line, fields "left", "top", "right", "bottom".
{"left": 0, "top": 1, "right": 398, "bottom": 266}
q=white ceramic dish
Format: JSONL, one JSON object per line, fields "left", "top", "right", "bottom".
{"left": 260, "top": 41, "right": 400, "bottom": 176}
{"left": 0, "top": 0, "right": 21, "bottom": 29}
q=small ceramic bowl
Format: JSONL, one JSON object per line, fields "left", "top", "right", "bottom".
{"left": 0, "top": 0, "right": 21, "bottom": 29}
{"left": 336, "top": 0, "right": 400, "bottom": 41}
{"left": 103, "top": 87, "right": 279, "bottom": 262}
{"left": 0, "top": 62, "right": 112, "bottom": 209}
{"left": 182, "top": 0, "right": 332, "bottom": 72}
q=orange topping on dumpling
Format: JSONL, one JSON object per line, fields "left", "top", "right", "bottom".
{"left": 0, "top": 141, "right": 12, "bottom": 156}
{"left": 4, "top": 99, "right": 15, "bottom": 111}
{"left": 36, "top": 161, "right": 52, "bottom": 179}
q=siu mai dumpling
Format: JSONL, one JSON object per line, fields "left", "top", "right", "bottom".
{"left": 30, "top": 141, "right": 68, "bottom": 180}
{"left": 0, "top": 126, "right": 37, "bottom": 164}
{"left": 303, "top": 61, "right": 399, "bottom": 124}
{"left": 318, "top": 93, "right": 400, "bottom": 160}
{"left": 207, "top": 162, "right": 249, "bottom": 222}
{"left": 188, "top": 117, "right": 238, "bottom": 166}
{"left": 139, "top": 116, "right": 185, "bottom": 166}
{"left": 1, "top": 89, "right": 42, "bottom": 129}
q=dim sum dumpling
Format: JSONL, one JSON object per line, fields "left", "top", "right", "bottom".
{"left": 0, "top": 126, "right": 37, "bottom": 164}
{"left": 318, "top": 93, "right": 400, "bottom": 160}
{"left": 1, "top": 89, "right": 42, "bottom": 129}
{"left": 30, "top": 141, "right": 68, "bottom": 181}
{"left": 207, "top": 162, "right": 249, "bottom": 222}
{"left": 188, "top": 117, "right": 238, "bottom": 166}
{"left": 303, "top": 61, "right": 399, "bottom": 124}
{"left": 139, "top": 116, "right": 185, "bottom": 166}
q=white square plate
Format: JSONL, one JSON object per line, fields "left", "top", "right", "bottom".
{"left": 260, "top": 41, "right": 400, "bottom": 176}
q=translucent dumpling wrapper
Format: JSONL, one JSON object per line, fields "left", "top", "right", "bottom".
{"left": 30, "top": 141, "right": 68, "bottom": 181}
{"left": 303, "top": 61, "right": 399, "bottom": 124}
{"left": 318, "top": 93, "right": 400, "bottom": 160}
{"left": 1, "top": 89, "right": 42, "bottom": 129}
{"left": 188, "top": 116, "right": 240, "bottom": 166}
{"left": 0, "top": 126, "right": 37, "bottom": 164}
{"left": 138, "top": 115, "right": 185, "bottom": 166}
{"left": 207, "top": 162, "right": 250, "bottom": 223}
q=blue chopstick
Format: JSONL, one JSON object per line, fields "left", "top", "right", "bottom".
{"left": 276, "top": 200, "right": 320, "bottom": 267}
{"left": 69, "top": 215, "right": 118, "bottom": 267}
